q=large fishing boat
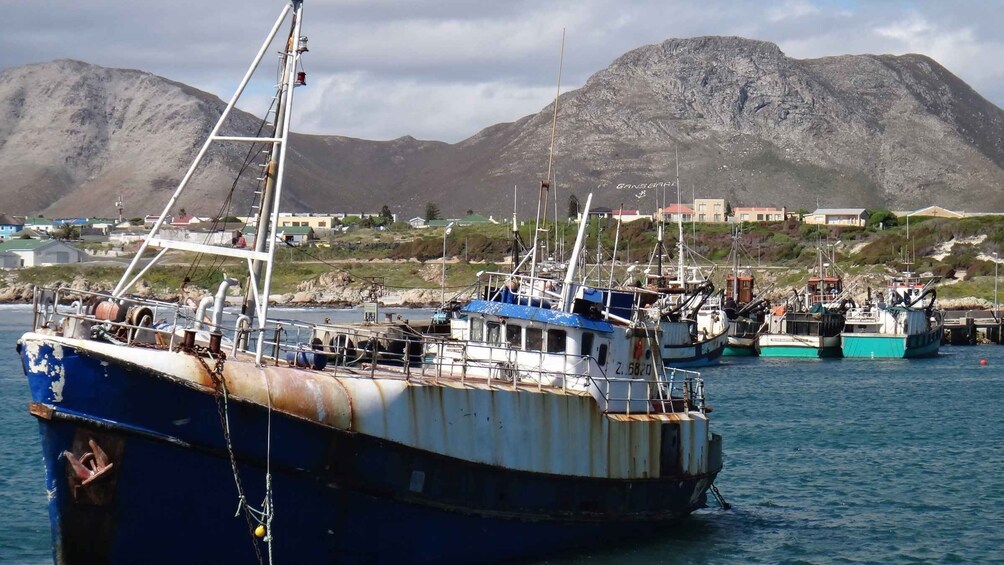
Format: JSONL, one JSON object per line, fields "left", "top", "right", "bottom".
{"left": 641, "top": 179, "right": 728, "bottom": 368}
{"left": 647, "top": 269, "right": 730, "bottom": 367}
{"left": 720, "top": 229, "right": 768, "bottom": 356}
{"left": 758, "top": 249, "right": 846, "bottom": 358}
{"left": 17, "top": 4, "right": 724, "bottom": 563}
{"left": 841, "top": 274, "right": 943, "bottom": 358}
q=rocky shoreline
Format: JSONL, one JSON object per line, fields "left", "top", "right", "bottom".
{"left": 1, "top": 269, "right": 995, "bottom": 311}
{"left": 0, "top": 271, "right": 444, "bottom": 309}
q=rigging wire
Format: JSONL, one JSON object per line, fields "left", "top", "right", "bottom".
{"left": 181, "top": 90, "right": 282, "bottom": 288}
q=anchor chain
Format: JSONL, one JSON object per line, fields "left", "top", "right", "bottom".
{"left": 709, "top": 482, "right": 731, "bottom": 510}
{"left": 193, "top": 348, "right": 266, "bottom": 565}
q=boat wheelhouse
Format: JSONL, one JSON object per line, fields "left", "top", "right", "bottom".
{"left": 722, "top": 273, "right": 765, "bottom": 356}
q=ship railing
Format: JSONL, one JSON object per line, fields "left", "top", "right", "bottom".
{"left": 477, "top": 271, "right": 564, "bottom": 307}
{"left": 242, "top": 317, "right": 709, "bottom": 415}
{"left": 251, "top": 320, "right": 708, "bottom": 414}
{"left": 28, "top": 285, "right": 707, "bottom": 415}
{"left": 31, "top": 286, "right": 185, "bottom": 349}
{"left": 416, "top": 335, "right": 706, "bottom": 415}
{"left": 586, "top": 367, "right": 706, "bottom": 415}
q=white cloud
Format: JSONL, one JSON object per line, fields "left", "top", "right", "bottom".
{"left": 767, "top": 0, "right": 822, "bottom": 23}
{"left": 293, "top": 72, "right": 557, "bottom": 141}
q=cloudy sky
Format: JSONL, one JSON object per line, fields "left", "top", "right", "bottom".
{"left": 4, "top": 0, "right": 1004, "bottom": 143}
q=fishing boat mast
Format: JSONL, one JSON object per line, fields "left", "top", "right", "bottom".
{"left": 109, "top": 0, "right": 306, "bottom": 363}
{"left": 731, "top": 225, "right": 740, "bottom": 301}
{"left": 511, "top": 185, "right": 520, "bottom": 271}
{"left": 529, "top": 30, "right": 565, "bottom": 281}
{"left": 675, "top": 146, "right": 685, "bottom": 285}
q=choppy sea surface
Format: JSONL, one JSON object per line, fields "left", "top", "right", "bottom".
{"left": 3, "top": 304, "right": 1003, "bottom": 564}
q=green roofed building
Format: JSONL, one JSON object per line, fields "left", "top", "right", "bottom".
{"left": 0, "top": 239, "right": 88, "bottom": 268}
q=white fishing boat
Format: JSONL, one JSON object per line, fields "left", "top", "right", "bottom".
{"left": 643, "top": 174, "right": 728, "bottom": 368}
{"left": 841, "top": 274, "right": 943, "bottom": 358}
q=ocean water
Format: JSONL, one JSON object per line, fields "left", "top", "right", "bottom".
{"left": 3, "top": 304, "right": 1003, "bottom": 564}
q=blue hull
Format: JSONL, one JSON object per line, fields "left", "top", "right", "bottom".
{"left": 21, "top": 339, "right": 717, "bottom": 564}
{"left": 662, "top": 334, "right": 728, "bottom": 368}
{"left": 662, "top": 346, "right": 725, "bottom": 368}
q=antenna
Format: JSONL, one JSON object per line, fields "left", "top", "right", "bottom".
{"left": 552, "top": 171, "right": 559, "bottom": 259}
{"left": 531, "top": 28, "right": 566, "bottom": 279}
{"left": 544, "top": 28, "right": 565, "bottom": 193}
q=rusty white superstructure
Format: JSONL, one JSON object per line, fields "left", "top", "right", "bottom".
{"left": 18, "top": 2, "right": 725, "bottom": 564}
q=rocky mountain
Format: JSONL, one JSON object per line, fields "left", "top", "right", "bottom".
{"left": 2, "top": 37, "right": 1004, "bottom": 218}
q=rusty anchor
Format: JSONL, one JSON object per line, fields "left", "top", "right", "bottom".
{"left": 63, "top": 438, "right": 115, "bottom": 490}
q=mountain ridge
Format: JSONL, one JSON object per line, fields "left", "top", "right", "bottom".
{"left": 1, "top": 37, "right": 1003, "bottom": 218}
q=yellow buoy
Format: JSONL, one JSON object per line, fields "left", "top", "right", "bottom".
{"left": 255, "top": 525, "right": 266, "bottom": 538}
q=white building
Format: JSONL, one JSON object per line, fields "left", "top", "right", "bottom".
{"left": 805, "top": 208, "right": 869, "bottom": 227}
{"left": 0, "top": 239, "right": 88, "bottom": 268}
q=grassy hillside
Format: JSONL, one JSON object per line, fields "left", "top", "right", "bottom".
{"left": 7, "top": 213, "right": 1004, "bottom": 304}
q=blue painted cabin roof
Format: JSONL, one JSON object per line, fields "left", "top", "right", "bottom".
{"left": 461, "top": 299, "right": 613, "bottom": 333}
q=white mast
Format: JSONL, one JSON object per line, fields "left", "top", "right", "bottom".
{"left": 561, "top": 193, "right": 592, "bottom": 311}
{"left": 110, "top": 0, "right": 306, "bottom": 364}
{"left": 676, "top": 146, "right": 684, "bottom": 284}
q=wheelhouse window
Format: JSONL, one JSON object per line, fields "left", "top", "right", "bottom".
{"left": 470, "top": 318, "right": 483, "bottom": 341}
{"left": 486, "top": 321, "right": 501, "bottom": 344}
{"left": 546, "top": 329, "right": 566, "bottom": 353}
{"left": 597, "top": 343, "right": 608, "bottom": 366}
{"left": 525, "top": 327, "right": 543, "bottom": 351}
{"left": 580, "top": 332, "right": 594, "bottom": 357}
{"left": 506, "top": 324, "right": 522, "bottom": 348}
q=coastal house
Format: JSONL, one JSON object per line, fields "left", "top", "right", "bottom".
{"left": 278, "top": 213, "right": 338, "bottom": 230}
{"left": 0, "top": 214, "right": 25, "bottom": 241}
{"left": 109, "top": 232, "right": 147, "bottom": 246}
{"left": 805, "top": 208, "right": 869, "bottom": 227}
{"left": 333, "top": 212, "right": 398, "bottom": 223}
{"left": 86, "top": 218, "right": 120, "bottom": 234}
{"left": 894, "top": 206, "right": 965, "bottom": 219}
{"left": 11, "top": 228, "right": 45, "bottom": 239}
{"left": 277, "top": 225, "right": 315, "bottom": 246}
{"left": 654, "top": 204, "right": 695, "bottom": 223}
{"left": 144, "top": 215, "right": 174, "bottom": 226}
{"left": 456, "top": 213, "right": 497, "bottom": 225}
{"left": 427, "top": 214, "right": 498, "bottom": 228}
{"left": 694, "top": 198, "right": 728, "bottom": 223}
{"left": 0, "top": 239, "right": 88, "bottom": 268}
{"left": 582, "top": 206, "right": 616, "bottom": 220}
{"left": 408, "top": 217, "right": 427, "bottom": 229}
{"left": 169, "top": 215, "right": 206, "bottom": 228}
{"left": 732, "top": 206, "right": 787, "bottom": 223}
{"left": 610, "top": 208, "right": 647, "bottom": 223}
{"left": 23, "top": 217, "right": 55, "bottom": 233}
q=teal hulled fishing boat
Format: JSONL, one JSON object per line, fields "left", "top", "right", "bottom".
{"left": 841, "top": 275, "right": 943, "bottom": 358}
